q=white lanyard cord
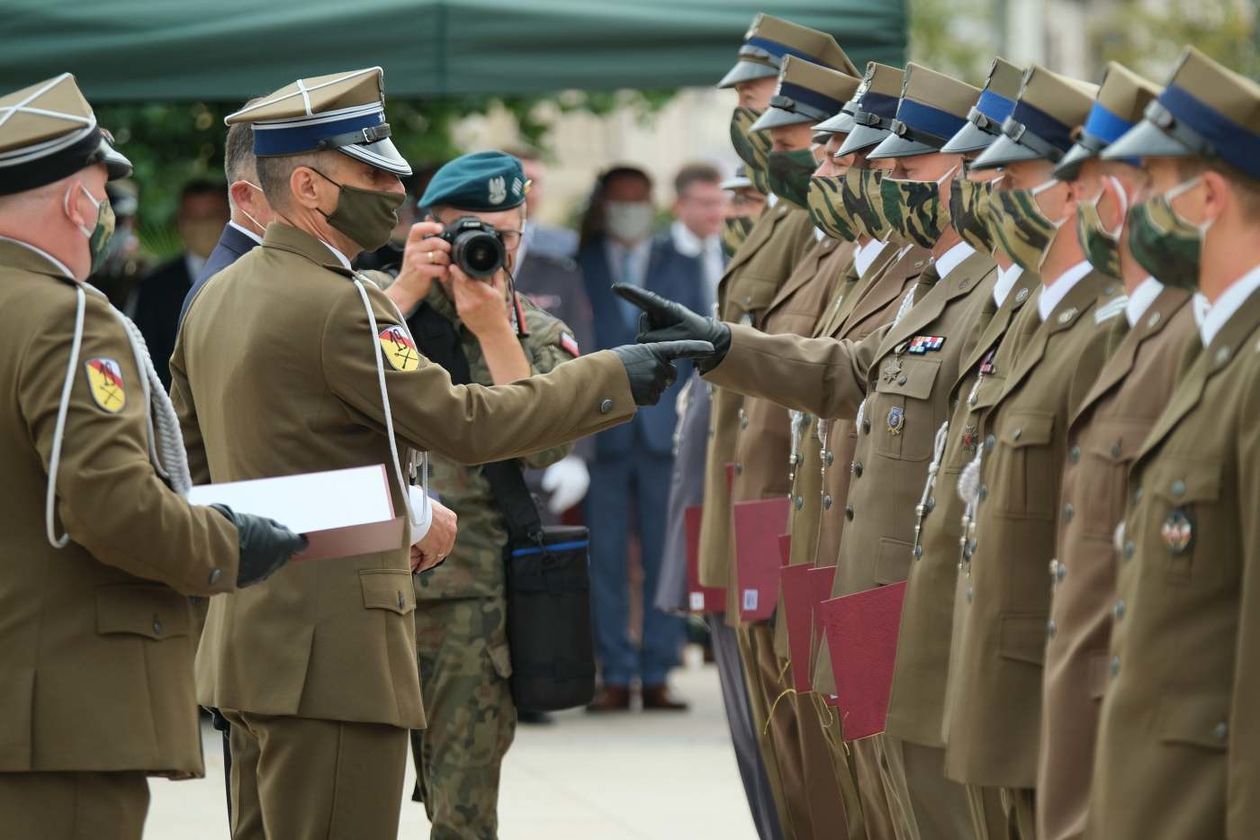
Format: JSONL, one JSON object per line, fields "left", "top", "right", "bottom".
{"left": 45, "top": 285, "right": 86, "bottom": 548}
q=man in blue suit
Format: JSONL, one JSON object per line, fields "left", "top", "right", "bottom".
{"left": 579, "top": 165, "right": 708, "bottom": 711}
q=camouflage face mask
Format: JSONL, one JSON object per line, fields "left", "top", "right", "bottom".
{"left": 1126, "top": 175, "right": 1207, "bottom": 290}
{"left": 989, "top": 177, "right": 1062, "bottom": 272}
{"left": 878, "top": 165, "right": 956, "bottom": 249}
{"left": 807, "top": 175, "right": 859, "bottom": 241}
{"left": 730, "top": 107, "right": 772, "bottom": 175}
{"left": 1075, "top": 176, "right": 1129, "bottom": 279}
{"left": 949, "top": 174, "right": 1000, "bottom": 254}
{"left": 841, "top": 166, "right": 884, "bottom": 239}
{"left": 766, "top": 148, "right": 817, "bottom": 210}
{"left": 721, "top": 215, "right": 756, "bottom": 257}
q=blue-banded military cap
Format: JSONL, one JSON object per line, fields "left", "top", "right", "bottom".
{"left": 868, "top": 64, "right": 981, "bottom": 159}
{"left": 225, "top": 67, "right": 410, "bottom": 177}
{"left": 941, "top": 58, "right": 1023, "bottom": 154}
{"left": 1054, "top": 63, "right": 1160, "bottom": 180}
{"left": 750, "top": 56, "right": 862, "bottom": 132}
{"left": 836, "top": 63, "right": 906, "bottom": 156}
{"left": 1102, "top": 46, "right": 1260, "bottom": 181}
{"left": 718, "top": 14, "right": 859, "bottom": 89}
{"left": 419, "top": 151, "right": 529, "bottom": 212}
{"left": 0, "top": 74, "right": 131, "bottom": 196}
{"left": 721, "top": 165, "right": 754, "bottom": 191}
{"left": 971, "top": 66, "right": 1098, "bottom": 170}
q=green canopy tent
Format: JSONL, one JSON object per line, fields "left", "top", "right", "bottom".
{"left": 0, "top": 0, "right": 906, "bottom": 101}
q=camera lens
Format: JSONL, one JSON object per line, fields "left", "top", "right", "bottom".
{"left": 451, "top": 226, "right": 506, "bottom": 278}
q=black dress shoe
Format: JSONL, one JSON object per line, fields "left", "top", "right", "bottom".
{"left": 642, "top": 684, "right": 689, "bottom": 711}
{"left": 517, "top": 709, "right": 555, "bottom": 725}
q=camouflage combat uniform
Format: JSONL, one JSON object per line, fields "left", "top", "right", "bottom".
{"left": 411, "top": 286, "right": 579, "bottom": 839}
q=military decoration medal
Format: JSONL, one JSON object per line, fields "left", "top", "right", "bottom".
{"left": 960, "top": 424, "right": 978, "bottom": 456}
{"left": 881, "top": 356, "right": 903, "bottom": 384}
{"left": 379, "top": 325, "right": 421, "bottom": 371}
{"left": 887, "top": 405, "right": 905, "bottom": 436}
{"left": 1161, "top": 509, "right": 1194, "bottom": 554}
{"left": 85, "top": 357, "right": 126, "bottom": 412}
{"left": 908, "top": 335, "right": 946, "bottom": 354}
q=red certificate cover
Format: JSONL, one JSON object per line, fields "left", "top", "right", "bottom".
{"left": 818, "top": 581, "right": 907, "bottom": 740}
{"left": 684, "top": 505, "right": 724, "bottom": 613}
{"left": 780, "top": 563, "right": 815, "bottom": 692}
{"left": 778, "top": 534, "right": 792, "bottom": 566}
{"left": 732, "top": 497, "right": 790, "bottom": 622}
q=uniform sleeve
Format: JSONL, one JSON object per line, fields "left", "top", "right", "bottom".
{"left": 1230, "top": 366, "right": 1260, "bottom": 837}
{"left": 19, "top": 295, "right": 239, "bottom": 595}
{"left": 322, "top": 282, "right": 635, "bottom": 465}
{"left": 703, "top": 322, "right": 884, "bottom": 419}
{"left": 518, "top": 307, "right": 578, "bottom": 469}
{"left": 169, "top": 329, "right": 210, "bottom": 485}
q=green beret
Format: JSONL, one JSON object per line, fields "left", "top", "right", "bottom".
{"left": 420, "top": 150, "right": 528, "bottom": 211}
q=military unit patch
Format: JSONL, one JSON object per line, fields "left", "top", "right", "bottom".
{"left": 84, "top": 357, "right": 125, "bottom": 413}
{"left": 908, "top": 335, "right": 945, "bottom": 354}
{"left": 1161, "top": 508, "right": 1194, "bottom": 554}
{"left": 887, "top": 405, "right": 905, "bottom": 436}
{"left": 379, "top": 325, "right": 421, "bottom": 371}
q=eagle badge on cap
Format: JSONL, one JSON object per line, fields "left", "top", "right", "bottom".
{"left": 84, "top": 357, "right": 126, "bottom": 412}
{"left": 1161, "top": 508, "right": 1194, "bottom": 555}
{"left": 379, "top": 325, "right": 421, "bottom": 371}
{"left": 488, "top": 176, "right": 507, "bottom": 205}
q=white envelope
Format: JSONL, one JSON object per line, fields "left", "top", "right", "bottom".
{"left": 187, "top": 465, "right": 405, "bottom": 562}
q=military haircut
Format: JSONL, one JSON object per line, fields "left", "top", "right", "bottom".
{"left": 674, "top": 161, "right": 723, "bottom": 199}
{"left": 254, "top": 149, "right": 334, "bottom": 211}
{"left": 224, "top": 120, "right": 256, "bottom": 186}
{"left": 1173, "top": 156, "right": 1260, "bottom": 220}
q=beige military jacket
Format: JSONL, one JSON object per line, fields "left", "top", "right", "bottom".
{"left": 1037, "top": 286, "right": 1194, "bottom": 840}
{"left": 0, "top": 239, "right": 240, "bottom": 776}
{"left": 172, "top": 224, "right": 634, "bottom": 729}
{"left": 1089, "top": 290, "right": 1260, "bottom": 839}
{"left": 944, "top": 269, "right": 1121, "bottom": 787}
{"left": 886, "top": 267, "right": 1041, "bottom": 748}
{"left": 698, "top": 202, "right": 817, "bottom": 589}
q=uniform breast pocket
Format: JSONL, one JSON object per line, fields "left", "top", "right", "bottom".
{"left": 729, "top": 273, "right": 778, "bottom": 322}
{"left": 1078, "top": 419, "right": 1149, "bottom": 540}
{"left": 872, "top": 357, "right": 941, "bottom": 462}
{"left": 1147, "top": 461, "right": 1221, "bottom": 583}
{"left": 992, "top": 410, "right": 1056, "bottom": 519}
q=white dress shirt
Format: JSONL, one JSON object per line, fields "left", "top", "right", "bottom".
{"left": 670, "top": 220, "right": 724, "bottom": 298}
{"left": 1124, "top": 276, "right": 1163, "bottom": 328}
{"left": 1037, "top": 260, "right": 1095, "bottom": 322}
{"left": 934, "top": 240, "right": 976, "bottom": 281}
{"left": 992, "top": 263, "right": 1024, "bottom": 308}
{"left": 854, "top": 238, "right": 894, "bottom": 279}
{"left": 1199, "top": 262, "right": 1260, "bottom": 347}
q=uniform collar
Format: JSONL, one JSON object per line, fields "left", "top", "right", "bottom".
{"left": 934, "top": 239, "right": 976, "bottom": 281}
{"left": 993, "top": 262, "right": 1023, "bottom": 307}
{"left": 1200, "top": 261, "right": 1260, "bottom": 347}
{"left": 0, "top": 235, "right": 74, "bottom": 278}
{"left": 261, "top": 222, "right": 355, "bottom": 273}
{"left": 1037, "top": 260, "right": 1094, "bottom": 322}
{"left": 853, "top": 237, "right": 893, "bottom": 278}
{"left": 1125, "top": 276, "right": 1163, "bottom": 328}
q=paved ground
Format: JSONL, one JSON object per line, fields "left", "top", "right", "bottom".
{"left": 148, "top": 650, "right": 756, "bottom": 839}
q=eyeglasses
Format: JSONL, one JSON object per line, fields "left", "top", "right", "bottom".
{"left": 497, "top": 229, "right": 523, "bottom": 249}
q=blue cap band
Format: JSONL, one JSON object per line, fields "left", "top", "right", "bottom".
{"left": 778, "top": 81, "right": 845, "bottom": 117}
{"left": 976, "top": 88, "right": 1016, "bottom": 123}
{"left": 1161, "top": 83, "right": 1260, "bottom": 180}
{"left": 1082, "top": 102, "right": 1134, "bottom": 145}
{"left": 253, "top": 109, "right": 384, "bottom": 157}
{"left": 743, "top": 36, "right": 831, "bottom": 68}
{"left": 857, "top": 90, "right": 900, "bottom": 121}
{"left": 896, "top": 99, "right": 968, "bottom": 144}
{"left": 1009, "top": 100, "right": 1074, "bottom": 152}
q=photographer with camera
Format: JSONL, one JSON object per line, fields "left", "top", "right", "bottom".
{"left": 390, "top": 151, "right": 588, "bottom": 838}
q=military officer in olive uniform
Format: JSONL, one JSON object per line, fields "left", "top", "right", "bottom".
{"left": 883, "top": 56, "right": 1036, "bottom": 840}
{"left": 1036, "top": 64, "right": 1192, "bottom": 840}
{"left": 943, "top": 66, "right": 1117, "bottom": 839}
{"left": 0, "top": 74, "right": 303, "bottom": 840}
{"left": 1089, "top": 47, "right": 1260, "bottom": 839}
{"left": 736, "top": 55, "right": 863, "bottom": 840}
{"left": 173, "top": 68, "right": 707, "bottom": 840}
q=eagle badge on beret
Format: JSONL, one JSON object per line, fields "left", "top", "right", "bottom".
{"left": 488, "top": 176, "right": 507, "bottom": 205}
{"left": 379, "top": 325, "right": 421, "bottom": 371}
{"left": 85, "top": 357, "right": 126, "bottom": 413}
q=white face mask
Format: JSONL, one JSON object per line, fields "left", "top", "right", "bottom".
{"left": 604, "top": 201, "right": 655, "bottom": 243}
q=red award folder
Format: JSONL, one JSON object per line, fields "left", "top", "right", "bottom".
{"left": 780, "top": 563, "right": 815, "bottom": 693}
{"left": 684, "top": 505, "right": 724, "bottom": 613}
{"left": 732, "top": 497, "right": 790, "bottom": 621}
{"left": 818, "top": 581, "right": 907, "bottom": 740}
{"left": 778, "top": 534, "right": 792, "bottom": 566}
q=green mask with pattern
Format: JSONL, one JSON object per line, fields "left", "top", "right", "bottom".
{"left": 1126, "top": 175, "right": 1207, "bottom": 290}
{"left": 989, "top": 178, "right": 1062, "bottom": 272}
{"left": 721, "top": 215, "right": 756, "bottom": 257}
{"left": 730, "top": 107, "right": 772, "bottom": 175}
{"left": 841, "top": 166, "right": 882, "bottom": 239}
{"left": 949, "top": 174, "right": 999, "bottom": 254}
{"left": 878, "top": 165, "right": 955, "bottom": 249}
{"left": 807, "top": 175, "right": 858, "bottom": 241}
{"left": 1075, "top": 176, "right": 1128, "bottom": 279}
{"left": 766, "top": 149, "right": 817, "bottom": 210}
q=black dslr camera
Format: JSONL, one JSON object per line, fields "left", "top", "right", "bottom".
{"left": 439, "top": 216, "right": 506, "bottom": 278}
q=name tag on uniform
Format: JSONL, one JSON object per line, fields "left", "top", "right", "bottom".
{"left": 907, "top": 335, "right": 945, "bottom": 354}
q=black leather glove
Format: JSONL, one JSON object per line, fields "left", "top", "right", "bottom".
{"left": 612, "top": 283, "right": 732, "bottom": 372}
{"left": 210, "top": 504, "right": 308, "bottom": 587}
{"left": 611, "top": 340, "right": 715, "bottom": 406}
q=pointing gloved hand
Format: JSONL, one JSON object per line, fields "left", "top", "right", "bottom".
{"left": 210, "top": 504, "right": 308, "bottom": 587}
{"left": 612, "top": 284, "right": 732, "bottom": 373}
{"left": 542, "top": 455, "right": 591, "bottom": 514}
{"left": 611, "top": 340, "right": 715, "bottom": 406}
